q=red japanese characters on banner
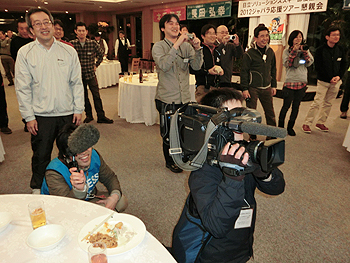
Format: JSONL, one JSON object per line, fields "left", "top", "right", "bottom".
{"left": 153, "top": 7, "right": 187, "bottom": 22}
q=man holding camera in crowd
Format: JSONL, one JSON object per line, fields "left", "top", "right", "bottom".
{"left": 172, "top": 88, "right": 285, "bottom": 263}
{"left": 190, "top": 24, "right": 223, "bottom": 102}
{"left": 15, "top": 7, "right": 84, "bottom": 194}
{"left": 216, "top": 25, "right": 243, "bottom": 88}
{"left": 41, "top": 123, "right": 128, "bottom": 212}
{"left": 302, "top": 26, "right": 347, "bottom": 133}
{"left": 240, "top": 24, "right": 277, "bottom": 140}
{"left": 152, "top": 14, "right": 203, "bottom": 173}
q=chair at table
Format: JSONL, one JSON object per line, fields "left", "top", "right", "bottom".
{"left": 131, "top": 58, "right": 140, "bottom": 73}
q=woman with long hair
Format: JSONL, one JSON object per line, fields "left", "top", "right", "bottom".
{"left": 278, "top": 30, "right": 314, "bottom": 136}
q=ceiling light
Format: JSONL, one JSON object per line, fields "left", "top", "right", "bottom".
{"left": 44, "top": 1, "right": 48, "bottom": 4}
{"left": 65, "top": 11, "right": 68, "bottom": 13}
{"left": 5, "top": 9, "right": 8, "bottom": 12}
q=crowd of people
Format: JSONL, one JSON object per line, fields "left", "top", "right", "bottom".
{"left": 0, "top": 8, "right": 348, "bottom": 262}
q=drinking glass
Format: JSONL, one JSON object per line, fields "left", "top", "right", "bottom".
{"left": 28, "top": 200, "right": 46, "bottom": 229}
{"left": 88, "top": 242, "right": 108, "bottom": 263}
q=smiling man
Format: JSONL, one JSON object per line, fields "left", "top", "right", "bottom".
{"left": 41, "top": 123, "right": 128, "bottom": 212}
{"left": 152, "top": 14, "right": 203, "bottom": 173}
{"left": 190, "top": 24, "right": 224, "bottom": 102}
{"left": 240, "top": 23, "right": 277, "bottom": 140}
{"left": 15, "top": 7, "right": 84, "bottom": 194}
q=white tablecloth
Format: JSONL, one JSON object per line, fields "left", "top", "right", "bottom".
{"left": 343, "top": 122, "right": 350, "bottom": 152}
{"left": 118, "top": 74, "right": 196, "bottom": 126}
{"left": 96, "top": 60, "right": 121, "bottom": 89}
{"left": 0, "top": 194, "right": 176, "bottom": 263}
{"left": 0, "top": 136, "right": 4, "bottom": 162}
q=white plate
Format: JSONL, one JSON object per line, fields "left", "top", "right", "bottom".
{"left": 78, "top": 213, "right": 146, "bottom": 255}
{"left": 27, "top": 224, "right": 66, "bottom": 251}
{"left": 0, "top": 212, "right": 12, "bottom": 233}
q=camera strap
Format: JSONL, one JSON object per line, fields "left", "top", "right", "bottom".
{"left": 169, "top": 108, "right": 219, "bottom": 171}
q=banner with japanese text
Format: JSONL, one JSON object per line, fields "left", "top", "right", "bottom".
{"left": 238, "top": 0, "right": 328, "bottom": 17}
{"left": 153, "top": 7, "right": 187, "bottom": 22}
{"left": 187, "top": 1, "right": 232, "bottom": 20}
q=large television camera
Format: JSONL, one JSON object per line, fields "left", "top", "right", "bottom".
{"left": 169, "top": 103, "right": 287, "bottom": 173}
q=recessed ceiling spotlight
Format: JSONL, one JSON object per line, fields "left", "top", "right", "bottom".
{"left": 65, "top": 11, "right": 68, "bottom": 13}
{"left": 69, "top": 17, "right": 72, "bottom": 20}
{"left": 99, "top": 6, "right": 102, "bottom": 8}
{"left": 44, "top": 1, "right": 48, "bottom": 4}
{"left": 5, "top": 9, "right": 8, "bottom": 12}
{"left": 38, "top": 6, "right": 41, "bottom": 8}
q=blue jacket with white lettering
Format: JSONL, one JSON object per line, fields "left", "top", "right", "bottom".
{"left": 41, "top": 149, "right": 122, "bottom": 200}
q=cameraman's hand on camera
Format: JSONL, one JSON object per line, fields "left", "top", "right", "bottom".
{"left": 70, "top": 167, "right": 86, "bottom": 191}
{"left": 232, "top": 34, "right": 240, "bottom": 46}
{"left": 219, "top": 142, "right": 249, "bottom": 181}
{"left": 189, "top": 34, "right": 201, "bottom": 50}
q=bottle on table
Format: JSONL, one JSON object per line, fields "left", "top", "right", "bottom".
{"left": 139, "top": 69, "right": 143, "bottom": 83}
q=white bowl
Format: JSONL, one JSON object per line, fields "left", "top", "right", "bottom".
{"left": 27, "top": 224, "right": 66, "bottom": 251}
{"left": 0, "top": 212, "right": 12, "bottom": 233}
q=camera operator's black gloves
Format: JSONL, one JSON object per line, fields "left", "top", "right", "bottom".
{"left": 219, "top": 145, "right": 254, "bottom": 181}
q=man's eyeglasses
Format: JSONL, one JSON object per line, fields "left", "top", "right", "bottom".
{"left": 32, "top": 20, "right": 52, "bottom": 28}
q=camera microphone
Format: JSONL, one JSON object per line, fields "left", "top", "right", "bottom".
{"left": 229, "top": 121, "right": 287, "bottom": 138}
{"left": 68, "top": 124, "right": 100, "bottom": 155}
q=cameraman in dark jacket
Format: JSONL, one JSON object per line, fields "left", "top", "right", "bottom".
{"left": 172, "top": 88, "right": 285, "bottom": 263}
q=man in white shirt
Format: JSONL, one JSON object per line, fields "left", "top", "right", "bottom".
{"left": 114, "top": 30, "right": 130, "bottom": 73}
{"left": 15, "top": 7, "right": 84, "bottom": 194}
{"left": 95, "top": 32, "right": 108, "bottom": 58}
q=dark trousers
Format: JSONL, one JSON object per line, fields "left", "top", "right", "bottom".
{"left": 278, "top": 86, "right": 307, "bottom": 128}
{"left": 340, "top": 72, "right": 350, "bottom": 113}
{"left": 30, "top": 115, "right": 73, "bottom": 189}
{"left": 246, "top": 87, "right": 276, "bottom": 126}
{"left": 1, "top": 56, "right": 14, "bottom": 84}
{"left": 119, "top": 54, "right": 129, "bottom": 73}
{"left": 155, "top": 99, "right": 183, "bottom": 166}
{"left": 83, "top": 77, "right": 105, "bottom": 119}
{"left": 0, "top": 79, "right": 9, "bottom": 128}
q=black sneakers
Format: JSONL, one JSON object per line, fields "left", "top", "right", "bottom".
{"left": 97, "top": 117, "right": 114, "bottom": 124}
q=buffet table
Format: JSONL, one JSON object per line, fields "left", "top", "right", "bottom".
{"left": 0, "top": 194, "right": 176, "bottom": 263}
{"left": 96, "top": 60, "right": 121, "bottom": 89}
{"left": 118, "top": 74, "right": 196, "bottom": 126}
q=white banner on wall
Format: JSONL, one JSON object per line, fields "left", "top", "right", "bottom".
{"left": 238, "top": 0, "right": 328, "bottom": 18}
{"left": 259, "top": 14, "right": 287, "bottom": 45}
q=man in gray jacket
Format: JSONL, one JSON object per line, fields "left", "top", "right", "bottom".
{"left": 15, "top": 7, "right": 84, "bottom": 194}
{"left": 152, "top": 14, "right": 203, "bottom": 173}
{"left": 240, "top": 24, "right": 277, "bottom": 139}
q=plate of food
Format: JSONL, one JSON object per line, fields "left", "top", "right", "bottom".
{"left": 78, "top": 213, "right": 146, "bottom": 255}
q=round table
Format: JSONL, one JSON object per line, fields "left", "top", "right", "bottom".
{"left": 118, "top": 73, "right": 196, "bottom": 126}
{"left": 96, "top": 60, "right": 121, "bottom": 89}
{"left": 0, "top": 194, "right": 176, "bottom": 263}
{"left": 0, "top": 136, "right": 4, "bottom": 162}
{"left": 343, "top": 122, "right": 350, "bottom": 152}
